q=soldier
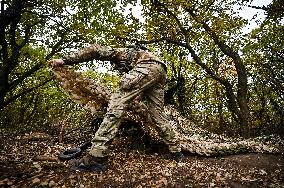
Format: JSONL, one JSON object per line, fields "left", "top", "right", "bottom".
{"left": 49, "top": 43, "right": 184, "bottom": 171}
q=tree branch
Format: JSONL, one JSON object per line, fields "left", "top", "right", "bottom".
{"left": 184, "top": 6, "right": 249, "bottom": 121}
{"left": 149, "top": 1, "right": 231, "bottom": 86}
{"left": 8, "top": 34, "right": 66, "bottom": 92}
{"left": 3, "top": 77, "right": 52, "bottom": 108}
{"left": 185, "top": 7, "right": 240, "bottom": 60}
{"left": 8, "top": 63, "right": 43, "bottom": 91}
{"left": 139, "top": 37, "right": 229, "bottom": 87}
{"left": 247, "top": 5, "right": 268, "bottom": 11}
{"left": 152, "top": 0, "right": 188, "bottom": 35}
{"left": 19, "top": 20, "right": 42, "bottom": 49}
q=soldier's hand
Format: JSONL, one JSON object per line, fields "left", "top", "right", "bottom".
{"left": 48, "top": 59, "right": 65, "bottom": 67}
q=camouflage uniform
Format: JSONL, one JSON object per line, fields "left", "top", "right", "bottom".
{"left": 63, "top": 44, "right": 181, "bottom": 157}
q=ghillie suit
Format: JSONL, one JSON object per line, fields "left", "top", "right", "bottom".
{"left": 52, "top": 65, "right": 281, "bottom": 157}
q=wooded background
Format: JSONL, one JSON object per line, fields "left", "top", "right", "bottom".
{"left": 0, "top": 0, "right": 283, "bottom": 137}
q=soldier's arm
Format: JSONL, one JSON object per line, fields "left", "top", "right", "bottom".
{"left": 63, "top": 44, "right": 127, "bottom": 65}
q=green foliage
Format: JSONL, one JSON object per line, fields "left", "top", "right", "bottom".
{"left": 243, "top": 20, "right": 284, "bottom": 135}
{"left": 0, "top": 0, "right": 127, "bottom": 132}
{"left": 1, "top": 0, "right": 283, "bottom": 137}
{"left": 0, "top": 81, "right": 87, "bottom": 134}
{"left": 83, "top": 67, "right": 120, "bottom": 91}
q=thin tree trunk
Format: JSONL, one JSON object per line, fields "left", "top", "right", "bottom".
{"left": 0, "top": 70, "right": 8, "bottom": 110}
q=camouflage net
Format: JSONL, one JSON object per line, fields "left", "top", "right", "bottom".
{"left": 52, "top": 66, "right": 282, "bottom": 156}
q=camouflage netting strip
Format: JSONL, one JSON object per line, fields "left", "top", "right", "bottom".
{"left": 164, "top": 106, "right": 280, "bottom": 156}
{"left": 52, "top": 67, "right": 281, "bottom": 156}
{"left": 52, "top": 66, "right": 110, "bottom": 116}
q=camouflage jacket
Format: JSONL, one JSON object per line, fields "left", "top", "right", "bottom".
{"left": 63, "top": 44, "right": 166, "bottom": 73}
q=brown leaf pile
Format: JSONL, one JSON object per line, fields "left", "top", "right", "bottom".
{"left": 0, "top": 129, "right": 283, "bottom": 187}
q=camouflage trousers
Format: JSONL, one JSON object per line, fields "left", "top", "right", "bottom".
{"left": 52, "top": 62, "right": 181, "bottom": 157}
{"left": 89, "top": 62, "right": 181, "bottom": 157}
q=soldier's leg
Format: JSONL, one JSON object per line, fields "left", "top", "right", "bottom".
{"left": 145, "top": 82, "right": 181, "bottom": 153}
{"left": 89, "top": 91, "right": 124, "bottom": 157}
{"left": 89, "top": 64, "right": 159, "bottom": 157}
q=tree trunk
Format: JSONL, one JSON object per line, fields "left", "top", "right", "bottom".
{"left": 0, "top": 70, "right": 8, "bottom": 110}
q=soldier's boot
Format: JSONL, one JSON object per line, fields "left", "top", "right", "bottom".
{"left": 68, "top": 154, "right": 108, "bottom": 172}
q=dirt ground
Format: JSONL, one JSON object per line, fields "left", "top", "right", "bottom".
{"left": 0, "top": 130, "right": 283, "bottom": 188}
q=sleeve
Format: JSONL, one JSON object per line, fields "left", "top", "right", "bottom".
{"left": 63, "top": 44, "right": 128, "bottom": 65}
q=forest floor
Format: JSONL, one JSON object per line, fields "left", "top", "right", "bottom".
{"left": 0, "top": 126, "right": 283, "bottom": 188}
